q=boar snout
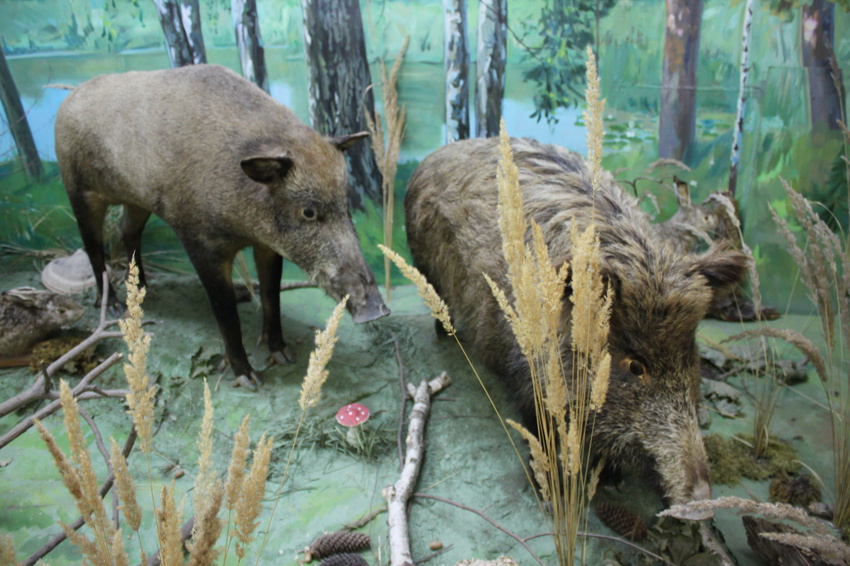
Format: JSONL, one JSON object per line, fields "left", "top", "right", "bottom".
{"left": 349, "top": 284, "right": 391, "bottom": 323}
{"left": 644, "top": 407, "right": 714, "bottom": 519}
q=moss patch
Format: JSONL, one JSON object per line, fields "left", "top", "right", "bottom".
{"left": 704, "top": 433, "right": 800, "bottom": 484}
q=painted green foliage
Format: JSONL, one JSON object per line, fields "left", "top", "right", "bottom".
{"left": 521, "top": 0, "right": 618, "bottom": 124}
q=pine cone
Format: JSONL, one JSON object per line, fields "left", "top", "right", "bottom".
{"left": 309, "top": 531, "right": 371, "bottom": 560}
{"left": 595, "top": 503, "right": 648, "bottom": 541}
{"left": 319, "top": 553, "right": 369, "bottom": 566}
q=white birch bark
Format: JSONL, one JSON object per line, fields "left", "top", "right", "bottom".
{"left": 728, "top": 0, "right": 754, "bottom": 195}
{"left": 443, "top": 0, "right": 469, "bottom": 143}
{"left": 384, "top": 373, "right": 451, "bottom": 566}
{"left": 232, "top": 0, "right": 269, "bottom": 92}
{"left": 476, "top": 0, "right": 506, "bottom": 138}
{"left": 179, "top": 0, "right": 207, "bottom": 64}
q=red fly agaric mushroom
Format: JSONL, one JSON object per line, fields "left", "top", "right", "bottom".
{"left": 336, "top": 403, "right": 370, "bottom": 446}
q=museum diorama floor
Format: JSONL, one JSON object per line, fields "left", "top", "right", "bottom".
{"left": 0, "top": 268, "right": 837, "bottom": 565}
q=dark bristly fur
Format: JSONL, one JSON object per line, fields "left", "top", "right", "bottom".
{"left": 405, "top": 137, "right": 749, "bottom": 506}
{"left": 55, "top": 64, "right": 389, "bottom": 384}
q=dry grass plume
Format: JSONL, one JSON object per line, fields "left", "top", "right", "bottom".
{"left": 366, "top": 36, "right": 409, "bottom": 301}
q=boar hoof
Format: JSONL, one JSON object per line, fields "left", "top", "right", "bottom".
{"left": 270, "top": 347, "right": 296, "bottom": 365}
{"left": 233, "top": 372, "right": 263, "bottom": 391}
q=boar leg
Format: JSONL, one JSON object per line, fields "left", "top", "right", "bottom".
{"left": 67, "top": 190, "right": 121, "bottom": 312}
{"left": 253, "top": 244, "right": 296, "bottom": 365}
{"left": 120, "top": 205, "right": 152, "bottom": 288}
{"left": 183, "top": 241, "right": 261, "bottom": 388}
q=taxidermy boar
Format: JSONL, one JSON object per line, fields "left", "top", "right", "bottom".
{"left": 405, "top": 137, "right": 748, "bottom": 507}
{"left": 55, "top": 64, "right": 389, "bottom": 387}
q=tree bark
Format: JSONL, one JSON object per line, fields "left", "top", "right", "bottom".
{"left": 443, "top": 0, "right": 470, "bottom": 143}
{"left": 658, "top": 0, "right": 702, "bottom": 162}
{"left": 0, "top": 40, "right": 42, "bottom": 180}
{"left": 801, "top": 0, "right": 844, "bottom": 131}
{"left": 301, "top": 0, "right": 382, "bottom": 210}
{"left": 180, "top": 0, "right": 207, "bottom": 64}
{"left": 475, "top": 0, "right": 506, "bottom": 139}
{"left": 154, "top": 0, "right": 194, "bottom": 67}
{"left": 231, "top": 0, "right": 269, "bottom": 92}
{"left": 728, "top": 0, "right": 754, "bottom": 196}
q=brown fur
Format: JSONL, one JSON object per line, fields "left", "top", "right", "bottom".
{"left": 405, "top": 137, "right": 749, "bottom": 505}
{"left": 55, "top": 64, "right": 389, "bottom": 382}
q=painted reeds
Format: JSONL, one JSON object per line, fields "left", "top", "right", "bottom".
{"left": 365, "top": 36, "right": 409, "bottom": 302}
{"left": 770, "top": 177, "right": 850, "bottom": 537}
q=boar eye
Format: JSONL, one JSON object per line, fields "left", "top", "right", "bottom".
{"left": 629, "top": 360, "right": 645, "bottom": 377}
{"left": 619, "top": 357, "right": 646, "bottom": 380}
{"left": 302, "top": 208, "right": 317, "bottom": 221}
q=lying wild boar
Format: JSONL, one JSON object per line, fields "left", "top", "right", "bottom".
{"left": 55, "top": 64, "right": 389, "bottom": 386}
{"left": 405, "top": 137, "right": 748, "bottom": 507}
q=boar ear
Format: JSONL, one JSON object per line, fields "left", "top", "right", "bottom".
{"left": 240, "top": 154, "right": 295, "bottom": 185}
{"left": 329, "top": 131, "right": 370, "bottom": 152}
{"left": 689, "top": 244, "right": 749, "bottom": 290}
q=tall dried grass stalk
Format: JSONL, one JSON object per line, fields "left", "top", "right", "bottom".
{"left": 379, "top": 245, "right": 455, "bottom": 335}
{"left": 299, "top": 295, "right": 349, "bottom": 410}
{"left": 110, "top": 438, "right": 141, "bottom": 533}
{"left": 119, "top": 259, "right": 157, "bottom": 455}
{"left": 257, "top": 296, "right": 347, "bottom": 563}
{"left": 481, "top": 49, "right": 611, "bottom": 566}
{"left": 34, "top": 381, "right": 128, "bottom": 565}
{"left": 366, "top": 36, "right": 409, "bottom": 301}
{"left": 583, "top": 45, "right": 605, "bottom": 194}
{"left": 188, "top": 380, "right": 224, "bottom": 566}
{"left": 487, "top": 109, "right": 610, "bottom": 564}
{"left": 771, "top": 178, "right": 850, "bottom": 536}
{"left": 234, "top": 433, "right": 273, "bottom": 562}
{"left": 156, "top": 483, "right": 184, "bottom": 566}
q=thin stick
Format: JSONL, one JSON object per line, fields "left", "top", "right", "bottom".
{"left": 23, "top": 428, "right": 137, "bottom": 566}
{"left": 384, "top": 373, "right": 450, "bottom": 566}
{"left": 413, "top": 493, "right": 545, "bottom": 566}
{"left": 343, "top": 505, "right": 387, "bottom": 531}
{"left": 0, "top": 352, "right": 124, "bottom": 449}
{"left": 393, "top": 336, "right": 406, "bottom": 468}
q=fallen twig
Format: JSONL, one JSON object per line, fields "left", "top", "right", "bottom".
{"left": 24, "top": 428, "right": 138, "bottom": 566}
{"left": 393, "top": 336, "right": 406, "bottom": 468}
{"left": 384, "top": 372, "right": 450, "bottom": 566}
{"left": 0, "top": 352, "right": 124, "bottom": 449}
{"left": 343, "top": 505, "right": 387, "bottom": 531}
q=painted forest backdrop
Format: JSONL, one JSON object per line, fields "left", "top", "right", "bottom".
{"left": 1, "top": 0, "right": 849, "bottom": 311}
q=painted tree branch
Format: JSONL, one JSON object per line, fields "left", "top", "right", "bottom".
{"left": 384, "top": 372, "right": 451, "bottom": 566}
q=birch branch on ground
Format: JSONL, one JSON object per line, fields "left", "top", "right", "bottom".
{"left": 384, "top": 372, "right": 451, "bottom": 566}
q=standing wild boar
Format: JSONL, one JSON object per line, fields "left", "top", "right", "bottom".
{"left": 405, "top": 137, "right": 748, "bottom": 507}
{"left": 55, "top": 64, "right": 389, "bottom": 387}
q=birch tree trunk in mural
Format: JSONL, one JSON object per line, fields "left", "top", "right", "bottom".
{"left": 302, "top": 0, "right": 382, "bottom": 209}
{"left": 232, "top": 0, "right": 269, "bottom": 92}
{"left": 180, "top": 0, "right": 207, "bottom": 64}
{"left": 659, "top": 0, "right": 702, "bottom": 162}
{"left": 444, "top": 0, "right": 469, "bottom": 143}
{"left": 0, "top": 42, "right": 42, "bottom": 180}
{"left": 801, "top": 0, "right": 844, "bottom": 131}
{"left": 728, "top": 0, "right": 753, "bottom": 196}
{"left": 475, "top": 0, "right": 506, "bottom": 139}
{"left": 154, "top": 0, "right": 206, "bottom": 67}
